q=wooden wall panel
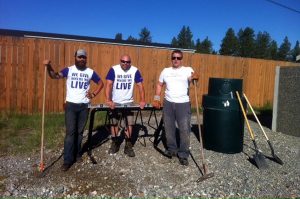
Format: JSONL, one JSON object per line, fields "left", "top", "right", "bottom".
{"left": 0, "top": 35, "right": 299, "bottom": 113}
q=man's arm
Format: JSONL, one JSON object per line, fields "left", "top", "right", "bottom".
{"left": 105, "top": 80, "right": 114, "bottom": 109}
{"left": 43, "top": 60, "right": 63, "bottom": 79}
{"left": 155, "top": 82, "right": 164, "bottom": 96}
{"left": 136, "top": 82, "right": 146, "bottom": 109}
{"left": 152, "top": 82, "right": 164, "bottom": 109}
{"left": 86, "top": 79, "right": 104, "bottom": 99}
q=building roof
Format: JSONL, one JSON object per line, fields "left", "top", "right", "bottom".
{"left": 0, "top": 29, "right": 195, "bottom": 53}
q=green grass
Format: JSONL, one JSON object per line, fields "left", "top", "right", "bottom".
{"left": 191, "top": 107, "right": 203, "bottom": 114}
{"left": 250, "top": 101, "right": 273, "bottom": 116}
{"left": 92, "top": 111, "right": 108, "bottom": 128}
{"left": 0, "top": 112, "right": 65, "bottom": 155}
{"left": 0, "top": 111, "right": 108, "bottom": 156}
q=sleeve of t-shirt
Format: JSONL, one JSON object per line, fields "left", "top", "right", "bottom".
{"left": 189, "top": 67, "right": 194, "bottom": 77}
{"left": 91, "top": 71, "right": 101, "bottom": 84}
{"left": 106, "top": 68, "right": 115, "bottom": 81}
{"left": 134, "top": 70, "right": 143, "bottom": 83}
{"left": 158, "top": 68, "right": 166, "bottom": 83}
{"left": 60, "top": 67, "right": 69, "bottom": 78}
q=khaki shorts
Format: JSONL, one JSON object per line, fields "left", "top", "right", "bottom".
{"left": 108, "top": 110, "right": 134, "bottom": 126}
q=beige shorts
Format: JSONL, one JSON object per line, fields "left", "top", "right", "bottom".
{"left": 108, "top": 110, "right": 134, "bottom": 126}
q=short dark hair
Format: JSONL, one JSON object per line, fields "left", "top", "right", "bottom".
{"left": 171, "top": 50, "right": 183, "bottom": 58}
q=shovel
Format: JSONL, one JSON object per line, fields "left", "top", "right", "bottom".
{"left": 236, "top": 92, "right": 268, "bottom": 169}
{"left": 243, "top": 93, "right": 283, "bottom": 165}
{"left": 193, "top": 80, "right": 214, "bottom": 182}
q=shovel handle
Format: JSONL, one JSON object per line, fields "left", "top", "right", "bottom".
{"left": 236, "top": 92, "right": 255, "bottom": 140}
{"left": 243, "top": 93, "right": 269, "bottom": 140}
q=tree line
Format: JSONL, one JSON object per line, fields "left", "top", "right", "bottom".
{"left": 115, "top": 26, "right": 299, "bottom": 62}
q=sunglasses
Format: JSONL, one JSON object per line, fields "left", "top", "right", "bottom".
{"left": 77, "top": 56, "right": 87, "bottom": 59}
{"left": 121, "top": 60, "right": 131, "bottom": 64}
{"left": 171, "top": 56, "right": 182, "bottom": 60}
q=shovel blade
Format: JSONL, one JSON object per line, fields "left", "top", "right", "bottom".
{"left": 272, "top": 155, "right": 284, "bottom": 165}
{"left": 267, "top": 140, "right": 284, "bottom": 165}
{"left": 253, "top": 151, "right": 268, "bottom": 169}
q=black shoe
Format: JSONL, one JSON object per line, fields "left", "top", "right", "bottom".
{"left": 60, "top": 163, "right": 71, "bottom": 171}
{"left": 179, "top": 158, "right": 189, "bottom": 166}
{"left": 164, "top": 150, "right": 177, "bottom": 158}
{"left": 124, "top": 141, "right": 135, "bottom": 157}
{"left": 108, "top": 138, "right": 120, "bottom": 154}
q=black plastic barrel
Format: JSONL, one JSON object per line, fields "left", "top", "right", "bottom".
{"left": 203, "top": 78, "right": 245, "bottom": 153}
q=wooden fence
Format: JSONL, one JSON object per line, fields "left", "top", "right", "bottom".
{"left": 0, "top": 35, "right": 299, "bottom": 114}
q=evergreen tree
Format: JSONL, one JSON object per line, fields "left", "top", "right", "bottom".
{"left": 277, "top": 36, "right": 291, "bottom": 61}
{"left": 139, "top": 27, "right": 152, "bottom": 43}
{"left": 255, "top": 31, "right": 272, "bottom": 59}
{"left": 219, "top": 28, "right": 239, "bottom": 56}
{"left": 127, "top": 35, "right": 138, "bottom": 41}
{"left": 171, "top": 37, "right": 178, "bottom": 47}
{"left": 269, "top": 40, "right": 278, "bottom": 60}
{"left": 176, "top": 26, "right": 194, "bottom": 49}
{"left": 200, "top": 37, "right": 213, "bottom": 54}
{"left": 237, "top": 27, "right": 256, "bottom": 57}
{"left": 195, "top": 37, "right": 213, "bottom": 54}
{"left": 291, "top": 40, "right": 300, "bottom": 61}
{"left": 115, "top": 33, "right": 123, "bottom": 40}
{"left": 195, "top": 39, "right": 201, "bottom": 53}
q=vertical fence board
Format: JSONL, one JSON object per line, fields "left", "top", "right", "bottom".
{"left": 0, "top": 35, "right": 299, "bottom": 113}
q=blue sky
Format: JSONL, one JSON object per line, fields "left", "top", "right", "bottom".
{"left": 0, "top": 0, "right": 299, "bottom": 51}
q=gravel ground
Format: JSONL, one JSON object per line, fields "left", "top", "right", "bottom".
{"left": 0, "top": 113, "right": 299, "bottom": 198}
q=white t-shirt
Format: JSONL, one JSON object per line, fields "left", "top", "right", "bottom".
{"left": 106, "top": 64, "right": 143, "bottom": 104}
{"left": 61, "top": 65, "right": 101, "bottom": 104}
{"left": 159, "top": 66, "right": 194, "bottom": 103}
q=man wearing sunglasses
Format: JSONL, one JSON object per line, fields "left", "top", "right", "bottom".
{"left": 152, "top": 50, "right": 199, "bottom": 166}
{"left": 105, "top": 55, "right": 145, "bottom": 157}
{"left": 43, "top": 49, "right": 104, "bottom": 171}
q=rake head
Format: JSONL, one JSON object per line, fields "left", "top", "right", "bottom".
{"left": 39, "top": 162, "right": 45, "bottom": 172}
{"left": 196, "top": 164, "right": 214, "bottom": 182}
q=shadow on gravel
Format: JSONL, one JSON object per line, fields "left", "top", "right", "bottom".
{"left": 81, "top": 125, "right": 110, "bottom": 164}
{"left": 247, "top": 110, "right": 273, "bottom": 129}
{"left": 242, "top": 143, "right": 274, "bottom": 169}
{"left": 34, "top": 151, "right": 64, "bottom": 178}
{"left": 132, "top": 124, "right": 150, "bottom": 147}
{"left": 191, "top": 124, "right": 203, "bottom": 144}
{"left": 82, "top": 125, "right": 111, "bottom": 154}
{"left": 189, "top": 152, "right": 204, "bottom": 176}
{"left": 82, "top": 123, "right": 158, "bottom": 163}
{"left": 241, "top": 145, "right": 260, "bottom": 169}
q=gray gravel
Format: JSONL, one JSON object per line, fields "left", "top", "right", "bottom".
{"left": 0, "top": 114, "right": 299, "bottom": 198}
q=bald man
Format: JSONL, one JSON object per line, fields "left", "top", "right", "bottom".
{"left": 105, "top": 55, "right": 145, "bottom": 157}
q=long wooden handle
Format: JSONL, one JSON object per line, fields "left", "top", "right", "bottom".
{"left": 243, "top": 93, "right": 269, "bottom": 140}
{"left": 40, "top": 66, "right": 47, "bottom": 171}
{"left": 193, "top": 80, "right": 207, "bottom": 167}
{"left": 236, "top": 91, "right": 255, "bottom": 140}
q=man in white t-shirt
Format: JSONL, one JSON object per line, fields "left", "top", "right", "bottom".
{"left": 43, "top": 49, "right": 104, "bottom": 171}
{"left": 105, "top": 55, "right": 145, "bottom": 157}
{"left": 152, "top": 50, "right": 198, "bottom": 166}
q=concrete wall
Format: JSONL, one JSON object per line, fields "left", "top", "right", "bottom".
{"left": 272, "top": 66, "right": 300, "bottom": 137}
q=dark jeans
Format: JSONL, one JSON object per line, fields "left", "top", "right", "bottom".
{"left": 64, "top": 102, "right": 89, "bottom": 164}
{"left": 163, "top": 100, "right": 191, "bottom": 159}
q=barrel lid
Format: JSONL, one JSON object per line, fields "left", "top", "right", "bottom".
{"left": 208, "top": 78, "right": 243, "bottom": 97}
